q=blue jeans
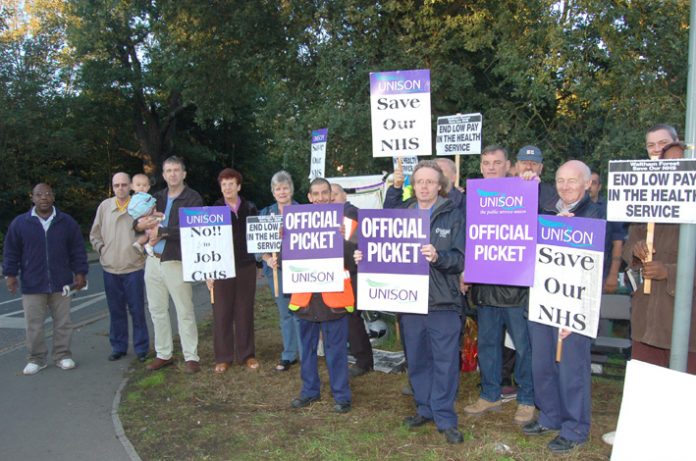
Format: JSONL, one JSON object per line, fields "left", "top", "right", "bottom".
{"left": 264, "top": 267, "right": 301, "bottom": 362}
{"left": 477, "top": 305, "right": 533, "bottom": 405}
{"left": 402, "top": 310, "right": 462, "bottom": 430}
{"left": 298, "top": 316, "right": 351, "bottom": 404}
{"left": 103, "top": 270, "right": 149, "bottom": 355}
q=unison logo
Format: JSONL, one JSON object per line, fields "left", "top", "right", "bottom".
{"left": 289, "top": 266, "right": 335, "bottom": 284}
{"left": 538, "top": 217, "right": 593, "bottom": 248}
{"left": 182, "top": 209, "right": 226, "bottom": 225}
{"left": 366, "top": 279, "right": 418, "bottom": 303}
{"left": 374, "top": 75, "right": 427, "bottom": 93}
{"left": 477, "top": 189, "right": 524, "bottom": 211}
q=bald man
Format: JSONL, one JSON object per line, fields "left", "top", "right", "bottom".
{"left": 524, "top": 160, "right": 601, "bottom": 454}
{"left": 90, "top": 172, "right": 149, "bottom": 362}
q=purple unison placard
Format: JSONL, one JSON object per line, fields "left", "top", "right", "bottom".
{"left": 369, "top": 69, "right": 431, "bottom": 96}
{"left": 358, "top": 208, "right": 430, "bottom": 275}
{"left": 357, "top": 208, "right": 430, "bottom": 313}
{"left": 311, "top": 128, "right": 328, "bottom": 144}
{"left": 536, "top": 215, "right": 606, "bottom": 252}
{"left": 179, "top": 206, "right": 232, "bottom": 228}
{"left": 282, "top": 203, "right": 343, "bottom": 259}
{"left": 465, "top": 177, "right": 538, "bottom": 286}
{"left": 281, "top": 203, "right": 344, "bottom": 293}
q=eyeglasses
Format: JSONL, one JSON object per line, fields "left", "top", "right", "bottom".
{"left": 414, "top": 179, "right": 438, "bottom": 186}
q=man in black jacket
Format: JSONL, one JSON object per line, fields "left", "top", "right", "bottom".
{"left": 463, "top": 145, "right": 536, "bottom": 425}
{"left": 138, "top": 156, "right": 204, "bottom": 374}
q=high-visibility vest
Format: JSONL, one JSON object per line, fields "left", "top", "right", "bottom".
{"left": 289, "top": 270, "right": 355, "bottom": 313}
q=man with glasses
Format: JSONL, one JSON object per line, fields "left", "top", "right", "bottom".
{"left": 90, "top": 172, "right": 150, "bottom": 362}
{"left": 3, "top": 183, "right": 88, "bottom": 375}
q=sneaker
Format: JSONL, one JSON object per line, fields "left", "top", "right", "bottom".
{"left": 348, "top": 365, "right": 369, "bottom": 378}
{"left": 57, "top": 358, "right": 76, "bottom": 370}
{"left": 333, "top": 402, "right": 352, "bottom": 413}
{"left": 23, "top": 362, "right": 47, "bottom": 375}
{"left": 514, "top": 404, "right": 535, "bottom": 424}
{"left": 500, "top": 384, "right": 518, "bottom": 402}
{"left": 463, "top": 397, "right": 502, "bottom": 415}
{"left": 602, "top": 431, "right": 616, "bottom": 446}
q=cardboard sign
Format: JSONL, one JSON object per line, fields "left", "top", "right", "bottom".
{"left": 528, "top": 215, "right": 605, "bottom": 338}
{"left": 607, "top": 159, "right": 696, "bottom": 223}
{"left": 357, "top": 209, "right": 430, "bottom": 314}
{"left": 370, "top": 69, "right": 431, "bottom": 158}
{"left": 392, "top": 156, "right": 419, "bottom": 176}
{"left": 309, "top": 128, "right": 327, "bottom": 180}
{"left": 464, "top": 177, "right": 538, "bottom": 286}
{"left": 436, "top": 113, "right": 482, "bottom": 155}
{"left": 246, "top": 215, "right": 282, "bottom": 253}
{"left": 281, "top": 203, "right": 344, "bottom": 293}
{"left": 179, "top": 206, "right": 235, "bottom": 282}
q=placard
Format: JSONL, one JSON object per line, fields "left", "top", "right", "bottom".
{"left": 179, "top": 206, "right": 235, "bottom": 282}
{"left": 464, "top": 178, "right": 538, "bottom": 286}
{"left": 393, "top": 156, "right": 419, "bottom": 176}
{"left": 607, "top": 159, "right": 696, "bottom": 223}
{"left": 370, "top": 69, "right": 431, "bottom": 158}
{"left": 309, "top": 128, "right": 327, "bottom": 180}
{"left": 246, "top": 215, "right": 282, "bottom": 253}
{"left": 436, "top": 113, "right": 482, "bottom": 155}
{"left": 281, "top": 203, "right": 344, "bottom": 293}
{"left": 357, "top": 209, "right": 430, "bottom": 314}
{"left": 528, "top": 215, "right": 605, "bottom": 338}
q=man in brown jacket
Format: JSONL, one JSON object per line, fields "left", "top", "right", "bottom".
{"left": 623, "top": 124, "right": 696, "bottom": 373}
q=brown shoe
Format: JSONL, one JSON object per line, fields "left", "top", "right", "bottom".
{"left": 245, "top": 357, "right": 260, "bottom": 370}
{"left": 514, "top": 404, "right": 536, "bottom": 424}
{"left": 214, "top": 362, "right": 229, "bottom": 374}
{"left": 184, "top": 360, "right": 201, "bottom": 374}
{"left": 146, "top": 357, "right": 173, "bottom": 371}
{"left": 463, "top": 397, "right": 502, "bottom": 415}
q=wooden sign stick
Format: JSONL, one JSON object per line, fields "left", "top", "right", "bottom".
{"left": 555, "top": 331, "right": 563, "bottom": 362}
{"left": 272, "top": 252, "right": 279, "bottom": 297}
{"left": 210, "top": 284, "right": 215, "bottom": 305}
{"left": 455, "top": 154, "right": 461, "bottom": 189}
{"left": 644, "top": 221, "right": 655, "bottom": 294}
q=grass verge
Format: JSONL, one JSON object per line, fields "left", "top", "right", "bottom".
{"left": 119, "top": 283, "right": 621, "bottom": 460}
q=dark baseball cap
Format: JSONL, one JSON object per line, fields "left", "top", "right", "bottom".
{"left": 516, "top": 145, "right": 543, "bottom": 163}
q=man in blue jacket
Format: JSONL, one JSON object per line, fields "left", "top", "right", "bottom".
{"left": 3, "top": 183, "right": 88, "bottom": 375}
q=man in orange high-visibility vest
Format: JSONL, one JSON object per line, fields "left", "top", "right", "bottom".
{"left": 288, "top": 178, "right": 355, "bottom": 414}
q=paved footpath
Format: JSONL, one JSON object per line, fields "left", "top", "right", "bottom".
{"left": 0, "top": 283, "right": 212, "bottom": 461}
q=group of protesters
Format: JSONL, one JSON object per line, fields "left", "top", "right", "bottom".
{"left": 3, "top": 123, "right": 695, "bottom": 454}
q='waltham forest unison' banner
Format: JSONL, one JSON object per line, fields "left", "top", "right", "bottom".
{"left": 281, "top": 203, "right": 344, "bottom": 293}
{"left": 464, "top": 178, "right": 538, "bottom": 286}
{"left": 357, "top": 209, "right": 430, "bottom": 314}
{"left": 435, "top": 113, "right": 482, "bottom": 156}
{"left": 246, "top": 215, "right": 282, "bottom": 254}
{"left": 607, "top": 159, "right": 696, "bottom": 224}
{"left": 309, "top": 128, "right": 328, "bottom": 180}
{"left": 370, "top": 69, "right": 431, "bottom": 158}
{"left": 528, "top": 215, "right": 605, "bottom": 338}
{"left": 179, "top": 206, "right": 235, "bottom": 282}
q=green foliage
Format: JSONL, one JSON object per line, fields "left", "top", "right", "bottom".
{"left": 0, "top": 0, "right": 691, "bottom": 235}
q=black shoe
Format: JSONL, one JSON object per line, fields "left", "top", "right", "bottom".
{"left": 137, "top": 353, "right": 148, "bottom": 363}
{"left": 349, "top": 365, "right": 369, "bottom": 378}
{"left": 108, "top": 352, "right": 126, "bottom": 361}
{"left": 548, "top": 435, "right": 584, "bottom": 453}
{"left": 291, "top": 395, "right": 320, "bottom": 409}
{"left": 522, "top": 420, "right": 555, "bottom": 436}
{"left": 334, "top": 402, "right": 351, "bottom": 413}
{"left": 439, "top": 427, "right": 464, "bottom": 444}
{"left": 403, "top": 414, "right": 433, "bottom": 428}
{"left": 275, "top": 359, "right": 297, "bottom": 372}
